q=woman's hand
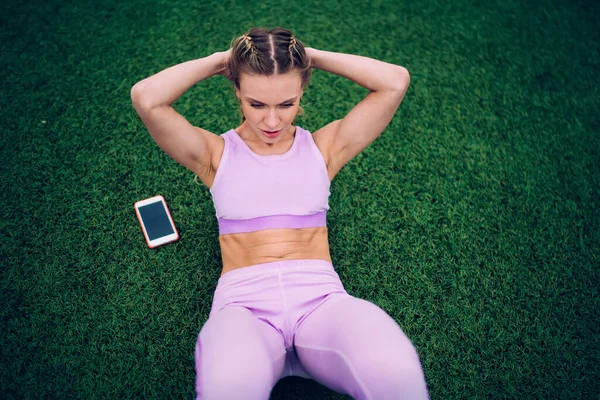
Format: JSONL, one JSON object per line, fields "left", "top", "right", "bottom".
{"left": 305, "top": 47, "right": 318, "bottom": 69}
{"left": 216, "top": 48, "right": 233, "bottom": 80}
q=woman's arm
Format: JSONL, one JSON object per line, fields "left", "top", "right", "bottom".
{"left": 131, "top": 50, "right": 229, "bottom": 109}
{"left": 306, "top": 48, "right": 410, "bottom": 179}
{"left": 130, "top": 51, "right": 230, "bottom": 182}
{"left": 306, "top": 48, "right": 408, "bottom": 92}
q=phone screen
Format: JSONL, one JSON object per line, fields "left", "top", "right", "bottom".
{"left": 138, "top": 201, "right": 175, "bottom": 241}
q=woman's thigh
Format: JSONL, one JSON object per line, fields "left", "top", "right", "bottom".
{"left": 294, "top": 295, "right": 429, "bottom": 400}
{"left": 195, "top": 306, "right": 287, "bottom": 400}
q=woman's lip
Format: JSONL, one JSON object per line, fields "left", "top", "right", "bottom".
{"left": 263, "top": 129, "right": 280, "bottom": 135}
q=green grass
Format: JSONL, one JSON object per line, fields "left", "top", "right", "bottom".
{"left": 1, "top": 0, "right": 599, "bottom": 398}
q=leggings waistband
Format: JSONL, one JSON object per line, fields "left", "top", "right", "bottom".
{"left": 217, "top": 259, "right": 336, "bottom": 287}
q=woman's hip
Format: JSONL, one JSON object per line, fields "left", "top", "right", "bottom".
{"left": 209, "top": 258, "right": 348, "bottom": 324}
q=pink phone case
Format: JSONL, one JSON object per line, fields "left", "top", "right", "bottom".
{"left": 134, "top": 195, "right": 179, "bottom": 248}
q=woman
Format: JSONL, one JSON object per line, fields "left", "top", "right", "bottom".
{"left": 131, "top": 27, "right": 428, "bottom": 400}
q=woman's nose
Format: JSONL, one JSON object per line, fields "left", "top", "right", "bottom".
{"left": 265, "top": 109, "right": 279, "bottom": 127}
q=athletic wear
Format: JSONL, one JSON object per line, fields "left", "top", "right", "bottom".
{"left": 196, "top": 126, "right": 429, "bottom": 399}
{"left": 195, "top": 259, "right": 429, "bottom": 400}
{"left": 209, "top": 127, "right": 330, "bottom": 235}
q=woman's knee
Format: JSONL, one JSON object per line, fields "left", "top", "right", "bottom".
{"left": 349, "top": 301, "right": 428, "bottom": 399}
{"left": 195, "top": 307, "right": 285, "bottom": 399}
{"left": 360, "top": 340, "right": 428, "bottom": 399}
{"left": 296, "top": 296, "right": 428, "bottom": 399}
{"left": 345, "top": 299, "right": 428, "bottom": 398}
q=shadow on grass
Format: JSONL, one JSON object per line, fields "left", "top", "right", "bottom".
{"left": 270, "top": 376, "right": 352, "bottom": 399}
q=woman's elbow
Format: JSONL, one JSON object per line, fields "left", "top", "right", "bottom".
{"left": 392, "top": 67, "right": 410, "bottom": 92}
{"left": 130, "top": 82, "right": 153, "bottom": 110}
{"left": 130, "top": 82, "right": 144, "bottom": 104}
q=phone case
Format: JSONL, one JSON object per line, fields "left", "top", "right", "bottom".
{"left": 134, "top": 195, "right": 179, "bottom": 248}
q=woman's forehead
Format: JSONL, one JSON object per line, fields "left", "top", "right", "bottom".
{"left": 239, "top": 72, "right": 303, "bottom": 100}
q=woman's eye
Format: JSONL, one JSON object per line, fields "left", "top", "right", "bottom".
{"left": 250, "top": 104, "right": 294, "bottom": 108}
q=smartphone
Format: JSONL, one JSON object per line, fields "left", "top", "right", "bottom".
{"left": 134, "top": 195, "right": 179, "bottom": 248}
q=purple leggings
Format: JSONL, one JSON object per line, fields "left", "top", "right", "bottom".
{"left": 195, "top": 259, "right": 428, "bottom": 399}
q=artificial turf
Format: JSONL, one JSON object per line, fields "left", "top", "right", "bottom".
{"left": 1, "top": 0, "right": 599, "bottom": 398}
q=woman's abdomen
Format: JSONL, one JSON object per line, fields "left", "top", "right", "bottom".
{"left": 218, "top": 227, "right": 332, "bottom": 275}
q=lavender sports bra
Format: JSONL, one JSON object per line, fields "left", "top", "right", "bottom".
{"left": 209, "top": 126, "right": 331, "bottom": 235}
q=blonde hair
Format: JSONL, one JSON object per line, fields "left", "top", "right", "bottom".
{"left": 228, "top": 27, "right": 312, "bottom": 123}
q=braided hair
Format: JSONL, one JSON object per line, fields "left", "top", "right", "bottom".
{"left": 228, "top": 27, "right": 312, "bottom": 122}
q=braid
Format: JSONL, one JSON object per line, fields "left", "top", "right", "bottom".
{"left": 243, "top": 34, "right": 258, "bottom": 58}
{"left": 229, "top": 28, "right": 312, "bottom": 124}
{"left": 288, "top": 35, "right": 297, "bottom": 65}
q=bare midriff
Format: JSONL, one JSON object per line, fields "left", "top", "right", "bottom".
{"left": 218, "top": 226, "right": 332, "bottom": 276}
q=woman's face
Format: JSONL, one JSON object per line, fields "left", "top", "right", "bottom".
{"left": 236, "top": 71, "right": 304, "bottom": 144}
